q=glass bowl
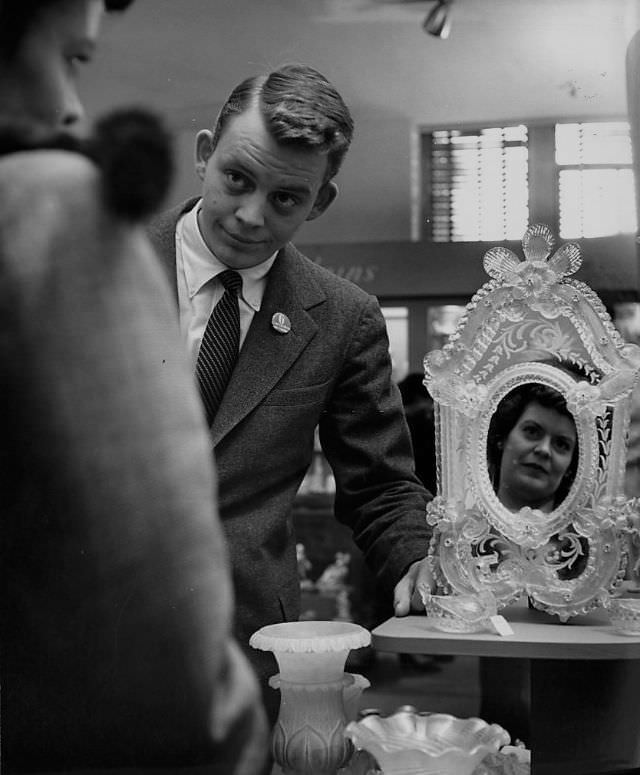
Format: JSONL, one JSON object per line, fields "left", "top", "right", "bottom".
{"left": 606, "top": 597, "right": 640, "bottom": 636}
{"left": 420, "top": 590, "right": 498, "bottom": 634}
{"left": 344, "top": 708, "right": 510, "bottom": 775}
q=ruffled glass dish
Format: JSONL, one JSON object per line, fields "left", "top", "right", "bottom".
{"left": 606, "top": 597, "right": 640, "bottom": 636}
{"left": 420, "top": 589, "right": 498, "bottom": 633}
{"left": 344, "top": 707, "right": 510, "bottom": 775}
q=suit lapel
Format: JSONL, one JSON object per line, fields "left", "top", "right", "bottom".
{"left": 210, "top": 245, "right": 325, "bottom": 445}
{"left": 148, "top": 198, "right": 199, "bottom": 304}
{"left": 150, "top": 206, "right": 325, "bottom": 445}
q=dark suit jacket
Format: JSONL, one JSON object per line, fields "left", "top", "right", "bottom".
{"left": 2, "top": 155, "right": 266, "bottom": 773}
{"left": 149, "top": 199, "right": 432, "bottom": 684}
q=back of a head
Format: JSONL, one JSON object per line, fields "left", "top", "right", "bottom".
{"left": 212, "top": 63, "right": 354, "bottom": 183}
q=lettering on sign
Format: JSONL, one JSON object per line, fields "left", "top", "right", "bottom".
{"left": 311, "top": 255, "right": 377, "bottom": 286}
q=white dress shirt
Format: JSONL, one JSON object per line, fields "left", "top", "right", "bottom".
{"left": 175, "top": 200, "right": 277, "bottom": 366}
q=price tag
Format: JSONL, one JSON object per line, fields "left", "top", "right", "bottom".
{"left": 489, "top": 615, "right": 514, "bottom": 637}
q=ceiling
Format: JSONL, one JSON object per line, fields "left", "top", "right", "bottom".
{"left": 81, "top": 0, "right": 640, "bottom": 242}
{"left": 87, "top": 0, "right": 640, "bottom": 121}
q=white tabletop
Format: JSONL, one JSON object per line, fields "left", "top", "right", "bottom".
{"left": 372, "top": 599, "right": 640, "bottom": 660}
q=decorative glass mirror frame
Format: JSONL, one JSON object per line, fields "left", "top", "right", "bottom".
{"left": 424, "top": 224, "right": 640, "bottom": 620}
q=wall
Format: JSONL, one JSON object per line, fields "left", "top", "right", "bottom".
{"left": 84, "top": 0, "right": 640, "bottom": 251}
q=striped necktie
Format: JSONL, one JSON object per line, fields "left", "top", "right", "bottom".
{"left": 196, "top": 269, "right": 243, "bottom": 425}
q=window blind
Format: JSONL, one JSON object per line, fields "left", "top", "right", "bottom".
{"left": 429, "top": 125, "right": 529, "bottom": 242}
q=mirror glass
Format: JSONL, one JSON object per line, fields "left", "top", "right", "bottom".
{"left": 487, "top": 382, "right": 579, "bottom": 515}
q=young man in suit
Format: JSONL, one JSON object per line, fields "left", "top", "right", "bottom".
{"left": 149, "top": 63, "right": 435, "bottom": 718}
{"left": 1, "top": 2, "right": 266, "bottom": 771}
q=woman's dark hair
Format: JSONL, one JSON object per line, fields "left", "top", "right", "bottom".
{"left": 211, "top": 63, "right": 354, "bottom": 184}
{"left": 486, "top": 382, "right": 579, "bottom": 507}
{"left": 0, "top": 0, "right": 134, "bottom": 61}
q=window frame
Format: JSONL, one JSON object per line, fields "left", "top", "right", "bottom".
{"left": 419, "top": 116, "right": 633, "bottom": 244}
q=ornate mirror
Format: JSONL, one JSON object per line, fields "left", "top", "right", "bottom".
{"left": 424, "top": 224, "right": 640, "bottom": 620}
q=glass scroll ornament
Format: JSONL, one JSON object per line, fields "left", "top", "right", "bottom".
{"left": 424, "top": 224, "right": 640, "bottom": 620}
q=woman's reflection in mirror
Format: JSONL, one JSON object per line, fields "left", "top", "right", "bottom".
{"left": 487, "top": 383, "right": 578, "bottom": 513}
{"left": 485, "top": 381, "right": 589, "bottom": 582}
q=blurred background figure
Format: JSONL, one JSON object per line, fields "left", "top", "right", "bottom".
{"left": 394, "top": 372, "right": 446, "bottom": 671}
{"left": 398, "top": 372, "right": 438, "bottom": 496}
{"left": 608, "top": 299, "right": 640, "bottom": 589}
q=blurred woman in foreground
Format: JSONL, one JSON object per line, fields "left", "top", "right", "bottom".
{"left": 0, "top": 2, "right": 266, "bottom": 772}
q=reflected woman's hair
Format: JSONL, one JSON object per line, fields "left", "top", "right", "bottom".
{"left": 487, "top": 382, "right": 579, "bottom": 508}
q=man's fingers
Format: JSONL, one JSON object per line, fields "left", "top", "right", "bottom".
{"left": 393, "top": 572, "right": 414, "bottom": 617}
{"left": 409, "top": 559, "right": 433, "bottom": 611}
{"left": 394, "top": 558, "right": 435, "bottom": 617}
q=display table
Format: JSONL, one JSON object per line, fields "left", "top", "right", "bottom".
{"left": 372, "top": 599, "right": 640, "bottom": 775}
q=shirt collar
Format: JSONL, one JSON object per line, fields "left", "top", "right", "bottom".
{"left": 181, "top": 200, "right": 277, "bottom": 312}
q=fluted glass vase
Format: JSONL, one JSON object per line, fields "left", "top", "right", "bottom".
{"left": 250, "top": 620, "right": 371, "bottom": 775}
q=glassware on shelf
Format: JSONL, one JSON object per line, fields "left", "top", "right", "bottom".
{"left": 344, "top": 706, "right": 510, "bottom": 775}
{"left": 627, "top": 529, "right": 640, "bottom": 592}
{"left": 604, "top": 596, "right": 640, "bottom": 635}
{"left": 250, "top": 620, "right": 371, "bottom": 775}
{"left": 479, "top": 743, "right": 531, "bottom": 775}
{"left": 419, "top": 588, "right": 498, "bottom": 634}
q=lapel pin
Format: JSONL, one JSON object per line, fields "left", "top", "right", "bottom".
{"left": 271, "top": 312, "right": 291, "bottom": 334}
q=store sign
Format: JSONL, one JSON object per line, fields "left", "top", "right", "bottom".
{"left": 311, "top": 255, "right": 378, "bottom": 287}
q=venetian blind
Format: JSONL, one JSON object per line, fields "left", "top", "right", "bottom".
{"left": 429, "top": 125, "right": 529, "bottom": 242}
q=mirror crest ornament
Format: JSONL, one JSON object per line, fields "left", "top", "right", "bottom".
{"left": 424, "top": 224, "right": 640, "bottom": 620}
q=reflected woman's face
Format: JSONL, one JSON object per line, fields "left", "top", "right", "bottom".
{"left": 498, "top": 401, "right": 577, "bottom": 512}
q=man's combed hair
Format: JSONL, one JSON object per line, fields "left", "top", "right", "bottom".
{"left": 212, "top": 63, "right": 354, "bottom": 183}
{"left": 0, "top": 0, "right": 134, "bottom": 60}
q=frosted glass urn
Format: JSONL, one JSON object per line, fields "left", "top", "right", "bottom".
{"left": 250, "top": 620, "right": 371, "bottom": 775}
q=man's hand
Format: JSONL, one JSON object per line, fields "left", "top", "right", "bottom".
{"left": 393, "top": 557, "right": 434, "bottom": 616}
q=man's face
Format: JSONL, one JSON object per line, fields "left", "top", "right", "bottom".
{"left": 195, "top": 101, "right": 336, "bottom": 269}
{"left": 0, "top": 0, "right": 103, "bottom": 130}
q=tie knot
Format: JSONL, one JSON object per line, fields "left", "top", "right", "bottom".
{"left": 218, "top": 269, "right": 242, "bottom": 296}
